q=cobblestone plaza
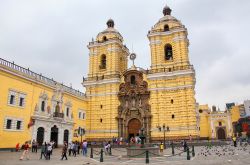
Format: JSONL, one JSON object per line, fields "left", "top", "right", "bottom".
{"left": 0, "top": 142, "right": 250, "bottom": 165}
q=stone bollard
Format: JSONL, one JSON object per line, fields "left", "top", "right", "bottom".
{"left": 187, "top": 147, "right": 190, "bottom": 160}
{"left": 171, "top": 142, "right": 175, "bottom": 155}
{"left": 90, "top": 147, "right": 93, "bottom": 158}
{"left": 192, "top": 145, "right": 195, "bottom": 157}
{"left": 100, "top": 149, "right": 104, "bottom": 162}
{"left": 146, "top": 150, "right": 149, "bottom": 164}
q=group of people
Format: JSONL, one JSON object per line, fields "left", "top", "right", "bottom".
{"left": 31, "top": 140, "right": 38, "bottom": 153}
{"left": 40, "top": 141, "right": 55, "bottom": 160}
{"left": 130, "top": 136, "right": 142, "bottom": 144}
{"left": 112, "top": 137, "right": 127, "bottom": 145}
{"left": 17, "top": 140, "right": 88, "bottom": 161}
{"left": 61, "top": 140, "right": 88, "bottom": 160}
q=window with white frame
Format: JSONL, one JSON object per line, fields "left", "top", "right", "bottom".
{"left": 6, "top": 119, "right": 12, "bottom": 129}
{"left": 16, "top": 120, "right": 22, "bottom": 130}
{"left": 4, "top": 117, "right": 24, "bottom": 131}
{"left": 8, "top": 90, "right": 26, "bottom": 107}
{"left": 8, "top": 91, "right": 17, "bottom": 105}
{"left": 18, "top": 94, "right": 26, "bottom": 107}
{"left": 78, "top": 110, "right": 86, "bottom": 120}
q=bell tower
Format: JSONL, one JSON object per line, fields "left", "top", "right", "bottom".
{"left": 148, "top": 5, "right": 190, "bottom": 71}
{"left": 83, "top": 19, "right": 129, "bottom": 141}
{"left": 147, "top": 5, "right": 198, "bottom": 140}
{"left": 87, "top": 19, "right": 129, "bottom": 80}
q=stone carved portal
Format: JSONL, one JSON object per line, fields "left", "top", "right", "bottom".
{"left": 117, "top": 69, "right": 151, "bottom": 142}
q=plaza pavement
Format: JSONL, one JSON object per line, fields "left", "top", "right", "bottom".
{"left": 0, "top": 143, "right": 250, "bottom": 165}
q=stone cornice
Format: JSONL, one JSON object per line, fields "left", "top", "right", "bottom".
{"left": 86, "top": 92, "right": 118, "bottom": 97}
{"left": 149, "top": 84, "right": 194, "bottom": 92}
{"left": 147, "top": 69, "right": 194, "bottom": 80}
{"left": 147, "top": 27, "right": 186, "bottom": 38}
{"left": 82, "top": 78, "right": 121, "bottom": 87}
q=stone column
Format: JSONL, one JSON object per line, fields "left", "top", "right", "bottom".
{"left": 32, "top": 125, "right": 37, "bottom": 142}
{"left": 69, "top": 126, "right": 73, "bottom": 143}
{"left": 44, "top": 127, "right": 50, "bottom": 143}
{"left": 58, "top": 127, "right": 63, "bottom": 146}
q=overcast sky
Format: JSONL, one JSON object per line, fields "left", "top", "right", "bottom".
{"left": 1, "top": 0, "right": 250, "bottom": 110}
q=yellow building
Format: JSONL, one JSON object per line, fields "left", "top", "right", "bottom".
{"left": 1, "top": 4, "right": 239, "bottom": 149}
{"left": 198, "top": 104, "right": 235, "bottom": 139}
{"left": 0, "top": 58, "right": 88, "bottom": 148}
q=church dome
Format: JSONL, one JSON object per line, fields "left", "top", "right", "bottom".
{"left": 96, "top": 19, "right": 123, "bottom": 42}
{"left": 149, "top": 4, "right": 184, "bottom": 34}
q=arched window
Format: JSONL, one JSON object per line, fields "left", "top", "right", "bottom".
{"left": 100, "top": 54, "right": 106, "bottom": 69}
{"left": 131, "top": 75, "right": 136, "bottom": 85}
{"left": 164, "top": 44, "right": 173, "bottom": 60}
{"left": 103, "top": 36, "right": 107, "bottom": 41}
{"left": 164, "top": 24, "right": 169, "bottom": 31}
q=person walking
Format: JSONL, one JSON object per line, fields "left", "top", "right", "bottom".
{"left": 160, "top": 142, "right": 164, "bottom": 154}
{"left": 73, "top": 142, "right": 77, "bottom": 157}
{"left": 233, "top": 136, "right": 237, "bottom": 147}
{"left": 15, "top": 143, "right": 20, "bottom": 152}
{"left": 61, "top": 142, "right": 68, "bottom": 160}
{"left": 46, "top": 143, "right": 52, "bottom": 160}
{"left": 31, "top": 140, "right": 35, "bottom": 153}
{"left": 40, "top": 143, "right": 46, "bottom": 159}
{"left": 76, "top": 142, "right": 81, "bottom": 155}
{"left": 82, "top": 140, "right": 88, "bottom": 156}
{"left": 183, "top": 140, "right": 187, "bottom": 152}
{"left": 68, "top": 142, "right": 72, "bottom": 156}
{"left": 19, "top": 141, "right": 30, "bottom": 160}
{"left": 34, "top": 140, "right": 38, "bottom": 153}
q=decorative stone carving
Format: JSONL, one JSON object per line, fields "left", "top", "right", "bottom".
{"left": 117, "top": 69, "right": 151, "bottom": 142}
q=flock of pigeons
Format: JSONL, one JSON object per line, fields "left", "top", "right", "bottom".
{"left": 197, "top": 142, "right": 249, "bottom": 158}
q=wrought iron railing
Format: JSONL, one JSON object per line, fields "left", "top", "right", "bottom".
{"left": 53, "top": 112, "right": 64, "bottom": 118}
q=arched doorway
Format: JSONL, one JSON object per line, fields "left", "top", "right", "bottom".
{"left": 51, "top": 125, "right": 58, "bottom": 147}
{"left": 36, "top": 127, "right": 44, "bottom": 146}
{"left": 217, "top": 128, "right": 226, "bottom": 139}
{"left": 128, "top": 118, "right": 141, "bottom": 140}
{"left": 64, "top": 129, "right": 69, "bottom": 144}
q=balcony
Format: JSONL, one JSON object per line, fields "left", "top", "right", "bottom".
{"left": 53, "top": 112, "right": 64, "bottom": 118}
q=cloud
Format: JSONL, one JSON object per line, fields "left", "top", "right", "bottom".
{"left": 0, "top": 0, "right": 250, "bottom": 109}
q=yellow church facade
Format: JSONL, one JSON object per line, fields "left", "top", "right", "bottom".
{"left": 0, "top": 5, "right": 238, "bottom": 149}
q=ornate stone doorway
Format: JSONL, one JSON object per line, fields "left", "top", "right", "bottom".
{"left": 128, "top": 118, "right": 141, "bottom": 139}
{"left": 217, "top": 127, "right": 226, "bottom": 139}
{"left": 117, "top": 69, "right": 151, "bottom": 142}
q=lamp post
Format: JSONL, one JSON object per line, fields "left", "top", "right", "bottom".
{"left": 160, "top": 124, "right": 170, "bottom": 149}
{"left": 78, "top": 127, "right": 85, "bottom": 143}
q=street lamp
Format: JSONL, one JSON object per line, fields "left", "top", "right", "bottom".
{"left": 159, "top": 124, "right": 170, "bottom": 149}
{"left": 78, "top": 127, "right": 85, "bottom": 143}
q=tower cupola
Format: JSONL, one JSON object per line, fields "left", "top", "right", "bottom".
{"left": 163, "top": 5, "right": 172, "bottom": 16}
{"left": 107, "top": 19, "right": 115, "bottom": 28}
